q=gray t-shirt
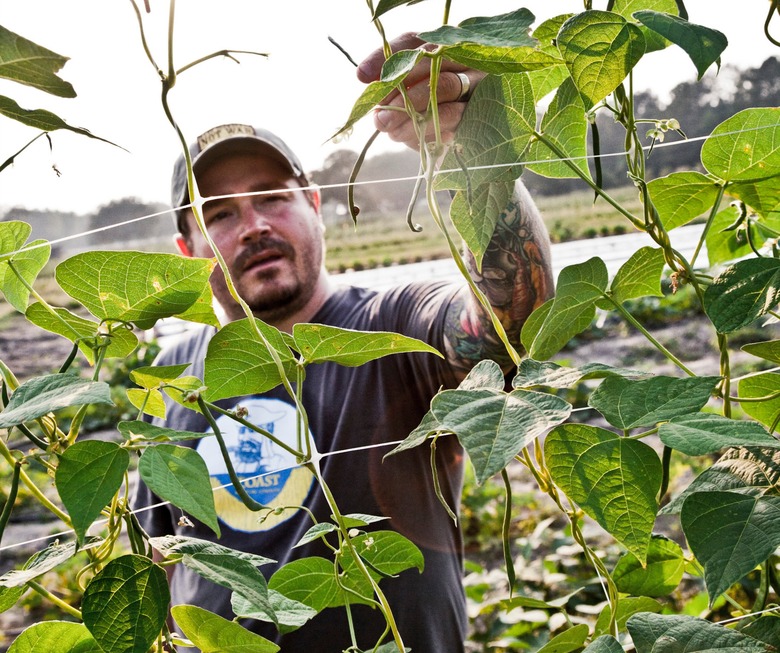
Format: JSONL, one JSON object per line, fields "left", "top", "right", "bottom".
{"left": 132, "top": 282, "right": 468, "bottom": 652}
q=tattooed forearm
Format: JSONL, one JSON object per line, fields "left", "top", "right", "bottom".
{"left": 443, "top": 180, "right": 554, "bottom": 377}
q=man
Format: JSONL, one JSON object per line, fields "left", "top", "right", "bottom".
{"left": 132, "top": 34, "right": 554, "bottom": 652}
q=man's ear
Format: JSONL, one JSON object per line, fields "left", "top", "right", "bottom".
{"left": 175, "top": 234, "right": 193, "bottom": 257}
{"left": 309, "top": 185, "right": 321, "bottom": 215}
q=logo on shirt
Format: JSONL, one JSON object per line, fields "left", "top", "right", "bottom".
{"left": 196, "top": 397, "right": 315, "bottom": 532}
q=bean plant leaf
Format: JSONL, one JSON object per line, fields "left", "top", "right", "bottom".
{"left": 433, "top": 387, "right": 571, "bottom": 483}
{"left": 118, "top": 420, "right": 212, "bottom": 444}
{"left": 525, "top": 77, "right": 591, "bottom": 180}
{"left": 521, "top": 257, "right": 609, "bottom": 360}
{"left": 149, "top": 535, "right": 274, "bottom": 565}
{"left": 729, "top": 177, "right": 780, "bottom": 221}
{"left": 743, "top": 617, "right": 780, "bottom": 647}
{"left": 701, "top": 108, "right": 780, "bottom": 182}
{"left": 25, "top": 302, "right": 139, "bottom": 364}
{"left": 513, "top": 359, "right": 648, "bottom": 389}
{"left": 581, "top": 636, "right": 625, "bottom": 653}
{"left": 0, "top": 585, "right": 24, "bottom": 612}
{"left": 681, "top": 491, "right": 780, "bottom": 601}
{"left": 646, "top": 171, "right": 721, "bottom": 231}
{"left": 344, "top": 530, "right": 425, "bottom": 577}
{"left": 0, "top": 373, "right": 112, "bottom": 429}
{"left": 527, "top": 15, "right": 573, "bottom": 101}
{"left": 738, "top": 373, "right": 780, "bottom": 430}
{"left": 6, "top": 622, "right": 101, "bottom": 653}
{"left": 605, "top": 246, "right": 665, "bottom": 306}
{"left": 612, "top": 0, "right": 679, "bottom": 53}
{"left": 56, "top": 252, "right": 217, "bottom": 330}
{"left": 658, "top": 413, "right": 779, "bottom": 456}
{"left": 0, "top": 237, "right": 49, "bottom": 313}
{"left": 333, "top": 49, "right": 422, "bottom": 138}
{"left": 663, "top": 447, "right": 780, "bottom": 514}
{"left": 705, "top": 205, "right": 754, "bottom": 266}
{"left": 589, "top": 375, "right": 720, "bottom": 430}
{"left": 436, "top": 73, "right": 536, "bottom": 190}
{"left": 441, "top": 43, "right": 562, "bottom": 75}
{"left": 627, "top": 612, "right": 776, "bottom": 653}
{"left": 269, "top": 557, "right": 342, "bottom": 611}
{"left": 0, "top": 96, "right": 115, "bottom": 145}
{"left": 594, "top": 597, "right": 663, "bottom": 639}
{"left": 131, "top": 364, "right": 191, "bottom": 388}
{"left": 0, "top": 537, "right": 102, "bottom": 588}
{"left": 292, "top": 323, "right": 442, "bottom": 366}
{"left": 183, "top": 554, "right": 276, "bottom": 625}
{"left": 742, "top": 339, "right": 780, "bottom": 365}
{"left": 55, "top": 440, "right": 130, "bottom": 545}
{"left": 545, "top": 423, "right": 661, "bottom": 561}
{"left": 172, "top": 605, "right": 279, "bottom": 652}
{"left": 372, "top": 0, "right": 424, "bottom": 19}
{"left": 531, "top": 624, "right": 589, "bottom": 653}
{"left": 205, "top": 317, "right": 294, "bottom": 402}
{"left": 703, "top": 257, "right": 780, "bottom": 333}
{"left": 126, "top": 388, "right": 167, "bottom": 420}
{"left": 418, "top": 9, "right": 537, "bottom": 47}
{"left": 633, "top": 11, "right": 727, "bottom": 79}
{"left": 556, "top": 11, "right": 646, "bottom": 110}
{"left": 0, "top": 25, "right": 75, "bottom": 96}
{"left": 449, "top": 182, "right": 513, "bottom": 271}
{"left": 137, "top": 444, "right": 220, "bottom": 537}
{"left": 612, "top": 535, "right": 685, "bottom": 596}
{"left": 81, "top": 555, "right": 169, "bottom": 653}
{"left": 232, "top": 590, "right": 317, "bottom": 634}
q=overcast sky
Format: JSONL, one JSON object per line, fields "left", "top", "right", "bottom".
{"left": 0, "top": 1, "right": 777, "bottom": 216}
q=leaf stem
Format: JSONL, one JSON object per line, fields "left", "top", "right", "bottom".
{"left": 26, "top": 580, "right": 82, "bottom": 619}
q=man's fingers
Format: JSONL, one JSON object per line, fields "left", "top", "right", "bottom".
{"left": 356, "top": 32, "right": 425, "bottom": 82}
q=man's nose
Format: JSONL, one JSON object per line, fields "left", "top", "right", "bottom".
{"left": 238, "top": 202, "right": 272, "bottom": 242}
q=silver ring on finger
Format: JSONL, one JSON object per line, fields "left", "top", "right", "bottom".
{"left": 455, "top": 72, "right": 471, "bottom": 101}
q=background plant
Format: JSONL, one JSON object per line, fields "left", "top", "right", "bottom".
{"left": 2, "top": 1, "right": 780, "bottom": 652}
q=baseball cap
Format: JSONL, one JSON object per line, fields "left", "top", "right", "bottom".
{"left": 170, "top": 123, "right": 307, "bottom": 231}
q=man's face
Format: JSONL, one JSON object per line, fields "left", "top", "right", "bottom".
{"left": 180, "top": 151, "right": 326, "bottom": 324}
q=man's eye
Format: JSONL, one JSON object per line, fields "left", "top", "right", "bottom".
{"left": 207, "top": 210, "right": 232, "bottom": 223}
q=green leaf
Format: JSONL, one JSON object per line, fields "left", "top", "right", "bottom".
{"left": 6, "top": 622, "right": 101, "bottom": 653}
{"left": 594, "top": 596, "right": 663, "bottom": 638}
{"left": 705, "top": 205, "right": 754, "bottom": 266}
{"left": 628, "top": 612, "right": 776, "bottom": 653}
{"left": 0, "top": 222, "right": 47, "bottom": 313}
{"left": 182, "top": 554, "right": 276, "bottom": 625}
{"left": 118, "top": 420, "right": 212, "bottom": 444}
{"left": 0, "top": 96, "right": 114, "bottom": 145}
{"left": 268, "top": 557, "right": 342, "bottom": 611}
{"left": 663, "top": 447, "right": 780, "bottom": 515}
{"left": 295, "top": 523, "right": 338, "bottom": 548}
{"left": 513, "top": 359, "right": 648, "bottom": 389}
{"left": 55, "top": 440, "right": 130, "bottom": 545}
{"left": 739, "top": 373, "right": 780, "bottom": 430}
{"left": 436, "top": 73, "right": 536, "bottom": 190}
{"left": 130, "top": 364, "right": 191, "bottom": 389}
{"left": 432, "top": 387, "right": 571, "bottom": 484}
{"left": 441, "top": 43, "right": 562, "bottom": 75}
{"left": 55, "top": 251, "right": 217, "bottom": 330}
{"left": 171, "top": 605, "right": 279, "bottom": 653}
{"left": 607, "top": 246, "right": 665, "bottom": 306}
{"left": 729, "top": 177, "right": 780, "bottom": 221}
{"left": 701, "top": 108, "right": 780, "bottom": 182}
{"left": 25, "top": 303, "right": 139, "bottom": 364}
{"left": 682, "top": 491, "right": 780, "bottom": 601}
{"left": 703, "top": 258, "right": 780, "bottom": 333}
{"left": 526, "top": 77, "right": 591, "bottom": 180}
{"left": 418, "top": 9, "right": 537, "bottom": 47}
{"left": 659, "top": 413, "right": 779, "bottom": 456}
{"left": 522, "top": 257, "right": 609, "bottom": 361}
{"left": 449, "top": 182, "right": 513, "bottom": 271}
{"left": 612, "top": 0, "right": 679, "bottom": 52}
{"left": 137, "top": 444, "right": 221, "bottom": 537}
{"left": 0, "top": 538, "right": 102, "bottom": 588}
{"left": 232, "top": 590, "right": 317, "bottom": 634}
{"left": 588, "top": 375, "right": 720, "bottom": 429}
{"left": 646, "top": 171, "right": 721, "bottom": 231}
{"left": 204, "top": 317, "right": 293, "bottom": 402}
{"left": 742, "top": 339, "right": 780, "bottom": 365}
{"left": 634, "top": 11, "right": 727, "bottom": 78}
{"left": 545, "top": 424, "right": 661, "bottom": 561}
{"left": 82, "top": 555, "right": 169, "bottom": 653}
{"left": 581, "top": 636, "right": 625, "bottom": 653}
{"left": 556, "top": 11, "right": 646, "bottom": 110}
{"left": 126, "top": 388, "right": 166, "bottom": 420}
{"left": 612, "top": 535, "right": 685, "bottom": 596}
{"left": 532, "top": 624, "right": 589, "bottom": 653}
{"left": 149, "top": 535, "right": 274, "bottom": 566}
{"left": 292, "top": 323, "right": 442, "bottom": 366}
{"left": 0, "top": 25, "right": 75, "bottom": 96}
{"left": 0, "top": 585, "right": 24, "bottom": 612}
{"left": 527, "top": 15, "right": 573, "bottom": 101}
{"left": 0, "top": 373, "right": 112, "bottom": 429}
{"left": 346, "top": 530, "right": 425, "bottom": 577}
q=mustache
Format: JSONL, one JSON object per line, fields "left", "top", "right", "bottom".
{"left": 234, "top": 238, "right": 296, "bottom": 271}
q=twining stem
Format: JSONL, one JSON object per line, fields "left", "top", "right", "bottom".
{"left": 26, "top": 580, "right": 82, "bottom": 619}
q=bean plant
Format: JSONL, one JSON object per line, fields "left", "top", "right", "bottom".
{"left": 2, "top": 1, "right": 780, "bottom": 651}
